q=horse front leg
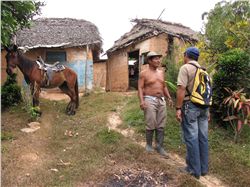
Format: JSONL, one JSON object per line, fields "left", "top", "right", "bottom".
{"left": 31, "top": 82, "right": 42, "bottom": 116}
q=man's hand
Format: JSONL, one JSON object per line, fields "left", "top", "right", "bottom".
{"left": 140, "top": 101, "right": 147, "bottom": 110}
{"left": 208, "top": 111, "right": 211, "bottom": 122}
{"left": 168, "top": 98, "right": 174, "bottom": 108}
{"left": 176, "top": 109, "right": 182, "bottom": 122}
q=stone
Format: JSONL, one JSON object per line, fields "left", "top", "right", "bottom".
{"left": 27, "top": 122, "right": 40, "bottom": 129}
{"left": 21, "top": 122, "right": 40, "bottom": 133}
{"left": 21, "top": 127, "right": 40, "bottom": 133}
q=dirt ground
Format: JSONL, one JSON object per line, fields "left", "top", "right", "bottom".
{"left": 106, "top": 104, "right": 227, "bottom": 187}
{"left": 40, "top": 90, "right": 84, "bottom": 101}
{"left": 1, "top": 91, "right": 228, "bottom": 187}
{"left": 1, "top": 104, "right": 56, "bottom": 186}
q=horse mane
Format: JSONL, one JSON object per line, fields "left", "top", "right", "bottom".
{"left": 18, "top": 53, "right": 36, "bottom": 70}
{"left": 17, "top": 52, "right": 37, "bottom": 84}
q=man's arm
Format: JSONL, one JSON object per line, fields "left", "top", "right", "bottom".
{"left": 176, "top": 85, "right": 186, "bottom": 122}
{"left": 162, "top": 71, "right": 173, "bottom": 107}
{"left": 176, "top": 85, "right": 186, "bottom": 108}
{"left": 163, "top": 85, "right": 171, "bottom": 100}
{"left": 176, "top": 65, "right": 188, "bottom": 122}
{"left": 163, "top": 84, "right": 173, "bottom": 107}
{"left": 138, "top": 72, "right": 146, "bottom": 110}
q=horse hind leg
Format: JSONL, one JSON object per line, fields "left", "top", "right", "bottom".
{"left": 59, "top": 82, "right": 76, "bottom": 115}
{"left": 68, "top": 86, "right": 77, "bottom": 115}
{"left": 67, "top": 85, "right": 78, "bottom": 115}
{"left": 59, "top": 82, "right": 72, "bottom": 113}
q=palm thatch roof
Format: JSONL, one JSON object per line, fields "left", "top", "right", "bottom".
{"left": 16, "top": 18, "right": 102, "bottom": 51}
{"left": 107, "top": 18, "right": 198, "bottom": 53}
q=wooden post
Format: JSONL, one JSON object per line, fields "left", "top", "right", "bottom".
{"left": 85, "top": 44, "right": 89, "bottom": 94}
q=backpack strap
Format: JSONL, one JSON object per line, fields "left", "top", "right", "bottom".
{"left": 185, "top": 63, "right": 198, "bottom": 96}
{"left": 185, "top": 62, "right": 205, "bottom": 97}
{"left": 188, "top": 62, "right": 206, "bottom": 70}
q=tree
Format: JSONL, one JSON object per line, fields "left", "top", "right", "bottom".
{"left": 198, "top": 0, "right": 250, "bottom": 64}
{"left": 1, "top": 1, "right": 44, "bottom": 46}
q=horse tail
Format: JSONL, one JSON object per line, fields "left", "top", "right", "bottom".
{"left": 75, "top": 77, "right": 79, "bottom": 109}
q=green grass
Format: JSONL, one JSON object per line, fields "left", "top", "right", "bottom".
{"left": 122, "top": 95, "right": 184, "bottom": 151}
{"left": 2, "top": 92, "right": 202, "bottom": 187}
{"left": 96, "top": 128, "right": 122, "bottom": 144}
{"left": 122, "top": 94, "right": 250, "bottom": 187}
{"left": 42, "top": 92, "right": 129, "bottom": 186}
{"left": 1, "top": 131, "right": 15, "bottom": 141}
{"left": 1, "top": 92, "right": 128, "bottom": 187}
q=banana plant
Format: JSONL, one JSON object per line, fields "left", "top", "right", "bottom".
{"left": 223, "top": 88, "right": 250, "bottom": 143}
{"left": 165, "top": 81, "right": 177, "bottom": 93}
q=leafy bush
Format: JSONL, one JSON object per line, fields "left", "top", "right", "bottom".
{"left": 212, "top": 49, "right": 250, "bottom": 125}
{"left": 163, "top": 57, "right": 180, "bottom": 95}
{"left": 1, "top": 74, "right": 22, "bottom": 109}
{"left": 222, "top": 88, "right": 250, "bottom": 143}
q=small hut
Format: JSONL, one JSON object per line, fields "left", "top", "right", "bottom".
{"left": 106, "top": 18, "right": 198, "bottom": 91}
{"left": 1, "top": 18, "right": 102, "bottom": 92}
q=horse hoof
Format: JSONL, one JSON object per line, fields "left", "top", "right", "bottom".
{"left": 69, "top": 111, "right": 76, "bottom": 115}
{"left": 66, "top": 110, "right": 75, "bottom": 115}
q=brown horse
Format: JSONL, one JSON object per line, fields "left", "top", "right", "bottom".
{"left": 5, "top": 45, "right": 79, "bottom": 115}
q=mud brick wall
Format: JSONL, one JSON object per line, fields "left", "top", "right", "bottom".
{"left": 93, "top": 62, "right": 106, "bottom": 88}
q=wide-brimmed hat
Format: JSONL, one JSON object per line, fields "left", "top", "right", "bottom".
{"left": 147, "top": 51, "right": 162, "bottom": 58}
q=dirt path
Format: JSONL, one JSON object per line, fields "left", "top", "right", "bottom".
{"left": 107, "top": 104, "right": 228, "bottom": 187}
{"left": 40, "top": 90, "right": 84, "bottom": 101}
{"left": 2, "top": 106, "right": 55, "bottom": 186}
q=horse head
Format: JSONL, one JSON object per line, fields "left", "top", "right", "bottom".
{"left": 5, "top": 44, "right": 20, "bottom": 76}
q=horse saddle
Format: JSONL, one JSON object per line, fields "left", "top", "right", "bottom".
{"left": 36, "top": 57, "right": 65, "bottom": 72}
{"left": 36, "top": 56, "right": 65, "bottom": 87}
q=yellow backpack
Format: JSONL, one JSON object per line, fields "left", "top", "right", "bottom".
{"left": 187, "top": 63, "right": 212, "bottom": 107}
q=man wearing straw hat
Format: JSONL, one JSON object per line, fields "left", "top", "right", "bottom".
{"left": 138, "top": 51, "right": 173, "bottom": 157}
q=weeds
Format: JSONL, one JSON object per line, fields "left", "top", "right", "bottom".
{"left": 1, "top": 131, "right": 15, "bottom": 141}
{"left": 122, "top": 94, "right": 250, "bottom": 187}
{"left": 21, "top": 85, "right": 40, "bottom": 121}
{"left": 96, "top": 128, "right": 122, "bottom": 144}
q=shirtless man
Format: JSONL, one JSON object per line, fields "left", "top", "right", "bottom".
{"left": 138, "top": 51, "right": 173, "bottom": 157}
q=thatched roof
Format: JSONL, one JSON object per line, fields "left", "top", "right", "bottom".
{"left": 16, "top": 18, "right": 102, "bottom": 50}
{"left": 107, "top": 18, "right": 198, "bottom": 53}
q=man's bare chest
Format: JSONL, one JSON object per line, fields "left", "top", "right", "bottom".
{"left": 144, "top": 74, "right": 164, "bottom": 85}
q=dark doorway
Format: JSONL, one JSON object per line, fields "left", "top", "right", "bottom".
{"left": 128, "top": 50, "right": 139, "bottom": 90}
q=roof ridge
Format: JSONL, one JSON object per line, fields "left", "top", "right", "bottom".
{"left": 34, "top": 17, "right": 91, "bottom": 23}
{"left": 132, "top": 18, "right": 190, "bottom": 29}
{"left": 15, "top": 17, "right": 102, "bottom": 49}
{"left": 107, "top": 18, "right": 198, "bottom": 53}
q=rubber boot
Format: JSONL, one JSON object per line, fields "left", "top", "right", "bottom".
{"left": 156, "top": 128, "right": 168, "bottom": 158}
{"left": 145, "top": 130, "right": 154, "bottom": 152}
